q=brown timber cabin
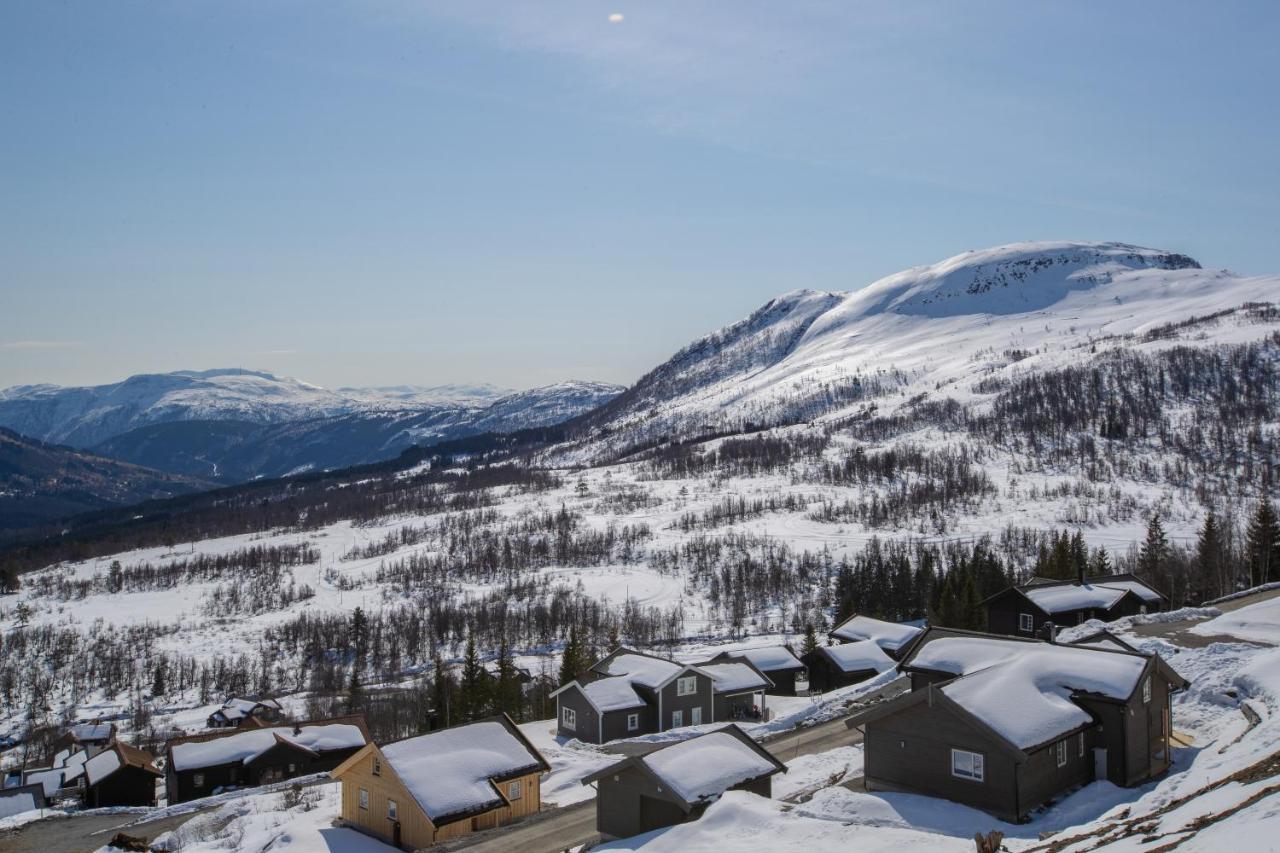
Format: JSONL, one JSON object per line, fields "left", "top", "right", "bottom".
{"left": 845, "top": 627, "right": 1188, "bottom": 822}
{"left": 82, "top": 741, "right": 161, "bottom": 808}
{"left": 984, "top": 572, "right": 1167, "bottom": 637}
{"left": 331, "top": 713, "right": 549, "bottom": 849}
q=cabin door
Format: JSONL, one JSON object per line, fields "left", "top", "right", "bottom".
{"left": 1093, "top": 747, "right": 1108, "bottom": 782}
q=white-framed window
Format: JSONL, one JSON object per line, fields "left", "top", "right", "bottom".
{"left": 508, "top": 779, "right": 522, "bottom": 800}
{"left": 372, "top": 757, "right": 381, "bottom": 776}
{"left": 626, "top": 713, "right": 639, "bottom": 731}
{"left": 561, "top": 706, "right": 576, "bottom": 731}
{"left": 951, "top": 748, "right": 984, "bottom": 782}
{"left": 1143, "top": 676, "right": 1152, "bottom": 704}
{"left": 671, "top": 709, "right": 684, "bottom": 728}
{"left": 676, "top": 675, "right": 698, "bottom": 697}
{"left": 358, "top": 788, "right": 369, "bottom": 810}
{"left": 387, "top": 798, "right": 398, "bottom": 821}
{"left": 691, "top": 707, "right": 702, "bottom": 725}
{"left": 1078, "top": 732, "right": 1085, "bottom": 758}
{"left": 193, "top": 772, "right": 205, "bottom": 788}
{"left": 1019, "top": 613, "right": 1034, "bottom": 633}
{"left": 1056, "top": 739, "right": 1067, "bottom": 768}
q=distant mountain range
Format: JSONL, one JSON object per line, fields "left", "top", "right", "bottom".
{"left": 0, "top": 370, "right": 623, "bottom": 484}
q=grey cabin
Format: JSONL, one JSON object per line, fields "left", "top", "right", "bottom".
{"left": 802, "top": 640, "right": 895, "bottom": 692}
{"left": 704, "top": 645, "right": 809, "bottom": 695}
{"left": 551, "top": 647, "right": 772, "bottom": 744}
{"left": 845, "top": 627, "right": 1188, "bottom": 822}
{"left": 828, "top": 614, "right": 925, "bottom": 660}
{"left": 583, "top": 724, "right": 785, "bottom": 840}
{"left": 984, "top": 572, "right": 1167, "bottom": 638}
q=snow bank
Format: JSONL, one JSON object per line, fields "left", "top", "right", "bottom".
{"left": 1191, "top": 596, "right": 1280, "bottom": 645}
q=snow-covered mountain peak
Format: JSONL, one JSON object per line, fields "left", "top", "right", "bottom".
{"left": 837, "top": 241, "right": 1202, "bottom": 321}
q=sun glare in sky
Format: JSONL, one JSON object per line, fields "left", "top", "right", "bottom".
{"left": 608, "top": 12, "right": 624, "bottom": 23}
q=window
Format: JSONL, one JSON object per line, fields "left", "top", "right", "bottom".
{"left": 1143, "top": 676, "right": 1152, "bottom": 704}
{"left": 1056, "top": 739, "right": 1068, "bottom": 768}
{"left": 561, "top": 706, "right": 576, "bottom": 731}
{"left": 676, "top": 675, "right": 698, "bottom": 697}
{"left": 951, "top": 749, "right": 984, "bottom": 782}
{"left": 626, "top": 713, "right": 639, "bottom": 731}
{"left": 1079, "top": 732, "right": 1085, "bottom": 758}
{"left": 358, "top": 788, "right": 369, "bottom": 810}
{"left": 387, "top": 799, "right": 398, "bottom": 821}
{"left": 372, "top": 757, "right": 381, "bottom": 776}
{"left": 1019, "top": 613, "right": 1034, "bottom": 633}
{"left": 288, "top": 763, "right": 296, "bottom": 774}
{"left": 193, "top": 772, "right": 205, "bottom": 788}
{"left": 671, "top": 709, "right": 684, "bottom": 728}
{"left": 691, "top": 707, "right": 702, "bottom": 726}
{"left": 508, "top": 780, "right": 522, "bottom": 800}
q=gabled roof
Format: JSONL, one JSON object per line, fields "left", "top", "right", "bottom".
{"left": 1066, "top": 629, "right": 1140, "bottom": 654}
{"left": 67, "top": 722, "right": 114, "bottom": 743}
{"left": 887, "top": 630, "right": 1182, "bottom": 751}
{"left": 85, "top": 742, "right": 161, "bottom": 786}
{"left": 829, "top": 615, "right": 923, "bottom": 652}
{"left": 707, "top": 646, "right": 805, "bottom": 673}
{"left": 549, "top": 676, "right": 648, "bottom": 714}
{"left": 699, "top": 660, "right": 773, "bottom": 694}
{"left": 590, "top": 647, "right": 710, "bottom": 691}
{"left": 582, "top": 725, "right": 784, "bottom": 810}
{"left": 985, "top": 573, "right": 1168, "bottom": 613}
{"left": 808, "top": 640, "right": 895, "bottom": 675}
{"left": 169, "top": 719, "right": 368, "bottom": 772}
{"left": 362, "top": 713, "right": 550, "bottom": 828}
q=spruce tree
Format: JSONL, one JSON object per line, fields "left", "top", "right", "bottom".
{"left": 458, "top": 634, "right": 486, "bottom": 722}
{"left": 1138, "top": 515, "right": 1169, "bottom": 579}
{"left": 1088, "top": 547, "right": 1112, "bottom": 578}
{"left": 493, "top": 638, "right": 522, "bottom": 720}
{"left": 1195, "top": 512, "right": 1224, "bottom": 600}
{"left": 1246, "top": 501, "right": 1280, "bottom": 587}
{"left": 559, "top": 625, "right": 582, "bottom": 686}
{"left": 800, "top": 623, "right": 819, "bottom": 655}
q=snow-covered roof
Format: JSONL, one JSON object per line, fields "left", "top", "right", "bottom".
{"left": 597, "top": 652, "right": 685, "bottom": 688}
{"left": 214, "top": 697, "right": 281, "bottom": 720}
{"left": 717, "top": 646, "right": 803, "bottom": 672}
{"left": 918, "top": 637, "right": 1149, "bottom": 749}
{"left": 581, "top": 676, "right": 647, "bottom": 712}
{"left": 701, "top": 662, "right": 770, "bottom": 694}
{"left": 816, "top": 640, "right": 896, "bottom": 674}
{"left": 640, "top": 731, "right": 780, "bottom": 803}
{"left": 70, "top": 722, "right": 113, "bottom": 742}
{"left": 1093, "top": 578, "right": 1164, "bottom": 603}
{"left": 830, "top": 615, "right": 923, "bottom": 651}
{"left": 170, "top": 723, "right": 366, "bottom": 771}
{"left": 1022, "top": 584, "right": 1128, "bottom": 614}
{"left": 23, "top": 768, "right": 64, "bottom": 798}
{"left": 0, "top": 788, "right": 39, "bottom": 820}
{"left": 381, "top": 719, "right": 546, "bottom": 824}
{"left": 84, "top": 748, "right": 121, "bottom": 786}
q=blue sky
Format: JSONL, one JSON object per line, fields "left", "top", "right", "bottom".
{"left": 2, "top": 1, "right": 1277, "bottom": 390}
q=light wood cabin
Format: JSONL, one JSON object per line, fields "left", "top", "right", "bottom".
{"left": 331, "top": 714, "right": 548, "bottom": 850}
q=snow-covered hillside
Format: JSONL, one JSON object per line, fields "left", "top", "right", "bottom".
{"left": 561, "top": 241, "right": 1278, "bottom": 462}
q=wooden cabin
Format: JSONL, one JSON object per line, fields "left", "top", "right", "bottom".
{"left": 846, "top": 629, "right": 1188, "bottom": 821}
{"left": 82, "top": 742, "right": 161, "bottom": 808}
{"left": 207, "top": 697, "right": 284, "bottom": 729}
{"left": 331, "top": 713, "right": 549, "bottom": 849}
{"left": 583, "top": 725, "right": 785, "bottom": 840}
{"left": 165, "top": 715, "right": 369, "bottom": 804}
{"left": 704, "top": 646, "right": 809, "bottom": 695}
{"left": 984, "top": 573, "right": 1167, "bottom": 638}
{"left": 802, "top": 640, "right": 895, "bottom": 692}
{"left": 828, "top": 614, "right": 924, "bottom": 660}
{"left": 550, "top": 648, "right": 716, "bottom": 744}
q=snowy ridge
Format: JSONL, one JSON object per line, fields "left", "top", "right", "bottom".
{"left": 555, "top": 240, "right": 1278, "bottom": 462}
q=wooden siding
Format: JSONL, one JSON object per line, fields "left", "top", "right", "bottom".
{"left": 865, "top": 698, "right": 1022, "bottom": 821}
{"left": 338, "top": 747, "right": 543, "bottom": 849}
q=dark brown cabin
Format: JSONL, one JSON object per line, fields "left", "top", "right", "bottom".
{"left": 82, "top": 742, "right": 161, "bottom": 808}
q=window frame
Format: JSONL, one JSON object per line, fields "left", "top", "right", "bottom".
{"left": 1142, "top": 676, "right": 1152, "bottom": 704}
{"left": 358, "top": 788, "right": 369, "bottom": 810}
{"left": 1078, "top": 732, "right": 1085, "bottom": 758}
{"left": 626, "top": 713, "right": 640, "bottom": 732}
{"left": 372, "top": 757, "right": 381, "bottom": 776}
{"left": 691, "top": 706, "right": 703, "bottom": 726}
{"left": 387, "top": 798, "right": 398, "bottom": 821}
{"left": 507, "top": 779, "right": 523, "bottom": 800}
{"left": 193, "top": 772, "right": 205, "bottom": 788}
{"left": 1018, "top": 613, "right": 1034, "bottom": 633}
{"left": 950, "top": 748, "right": 985, "bottom": 782}
{"left": 671, "top": 709, "right": 684, "bottom": 728}
{"left": 561, "top": 706, "right": 576, "bottom": 731}
{"left": 1056, "top": 739, "right": 1068, "bottom": 768}
{"left": 676, "top": 675, "right": 698, "bottom": 697}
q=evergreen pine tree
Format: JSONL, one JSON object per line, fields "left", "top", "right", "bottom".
{"left": 458, "top": 634, "right": 486, "bottom": 722}
{"left": 431, "top": 652, "right": 454, "bottom": 728}
{"left": 1246, "top": 500, "right": 1280, "bottom": 588}
{"left": 559, "top": 625, "right": 583, "bottom": 686}
{"left": 493, "top": 638, "right": 522, "bottom": 720}
{"left": 1138, "top": 515, "right": 1169, "bottom": 578}
{"left": 1195, "top": 512, "right": 1224, "bottom": 600}
{"left": 1088, "top": 547, "right": 1112, "bottom": 578}
{"left": 800, "top": 623, "right": 819, "bottom": 655}
{"left": 151, "top": 659, "right": 167, "bottom": 698}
